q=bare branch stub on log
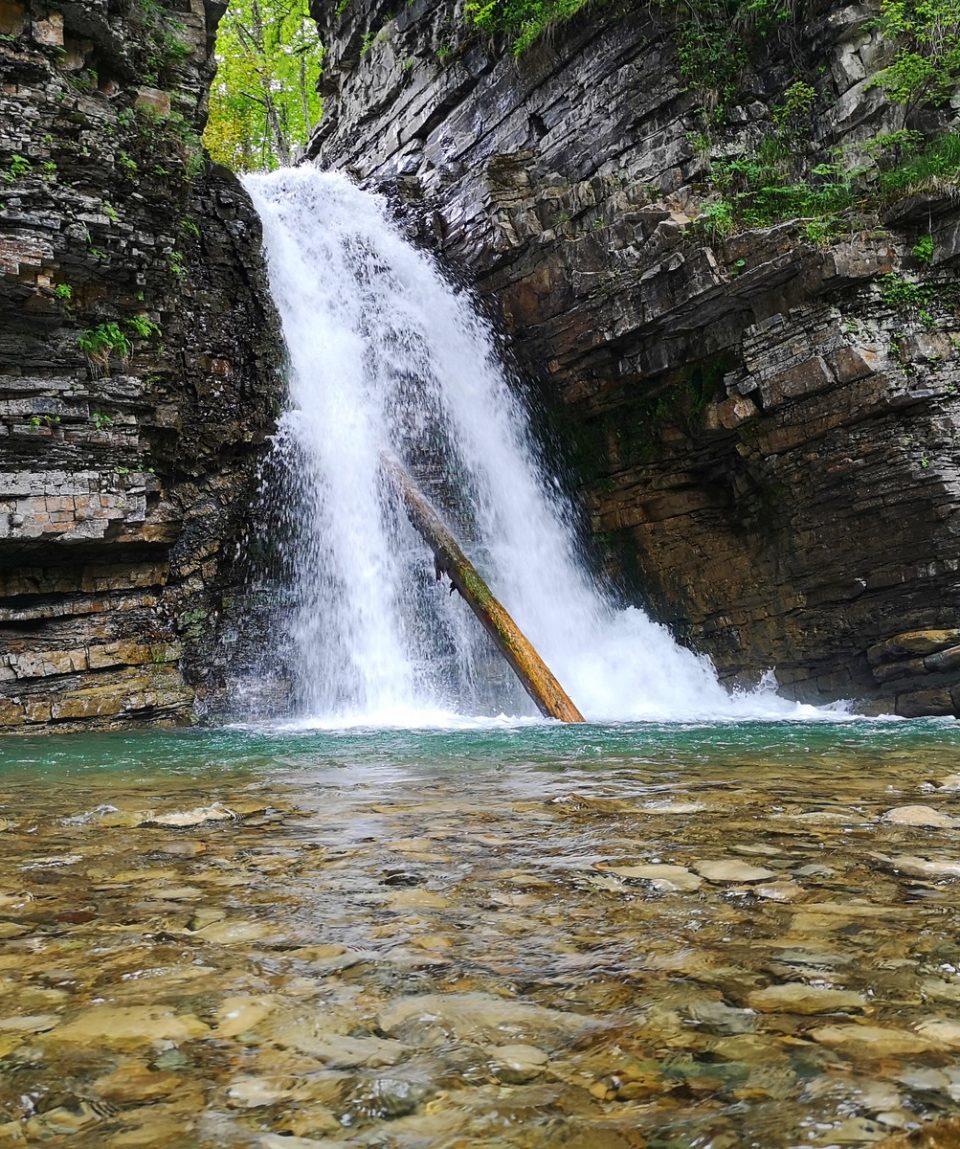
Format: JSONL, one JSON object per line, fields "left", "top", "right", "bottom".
{"left": 381, "top": 454, "right": 585, "bottom": 723}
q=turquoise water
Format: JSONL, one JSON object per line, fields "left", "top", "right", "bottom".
{"left": 2, "top": 719, "right": 960, "bottom": 1147}
{"left": 4, "top": 715, "right": 959, "bottom": 776}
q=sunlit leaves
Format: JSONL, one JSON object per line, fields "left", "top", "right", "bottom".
{"left": 203, "top": 0, "right": 324, "bottom": 172}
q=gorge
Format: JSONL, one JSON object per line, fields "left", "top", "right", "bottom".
{"left": 1, "top": 0, "right": 960, "bottom": 725}
{"left": 3, "top": 6, "right": 960, "bottom": 1148}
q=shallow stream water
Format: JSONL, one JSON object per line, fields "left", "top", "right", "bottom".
{"left": 2, "top": 720, "right": 960, "bottom": 1147}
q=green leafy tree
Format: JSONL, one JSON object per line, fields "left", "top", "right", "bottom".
{"left": 873, "top": 0, "right": 960, "bottom": 108}
{"left": 204, "top": 0, "right": 324, "bottom": 172}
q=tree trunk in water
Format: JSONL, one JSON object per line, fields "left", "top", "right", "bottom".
{"left": 381, "top": 454, "right": 585, "bottom": 724}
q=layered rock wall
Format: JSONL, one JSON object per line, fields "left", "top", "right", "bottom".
{"left": 310, "top": 0, "right": 960, "bottom": 714}
{"left": 0, "top": 0, "right": 282, "bottom": 731}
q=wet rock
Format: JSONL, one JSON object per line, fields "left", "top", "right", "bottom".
{"left": 193, "top": 919, "right": 272, "bottom": 945}
{"left": 755, "top": 882, "right": 805, "bottom": 902}
{"left": 810, "top": 1024, "right": 938, "bottom": 1057}
{"left": 601, "top": 863, "right": 702, "bottom": 892}
{"left": 489, "top": 1043, "right": 549, "bottom": 1083}
{"left": 354, "top": 1075, "right": 430, "bottom": 1119}
{"left": 881, "top": 806, "right": 958, "bottom": 829}
{"left": 215, "top": 995, "right": 278, "bottom": 1037}
{"left": 686, "top": 1000, "right": 757, "bottom": 1035}
{"left": 258, "top": 1136, "right": 340, "bottom": 1149}
{"left": 693, "top": 860, "right": 778, "bottom": 883}
{"left": 0, "top": 1013, "right": 59, "bottom": 1033}
{"left": 50, "top": 1005, "right": 209, "bottom": 1046}
{"left": 747, "top": 984, "right": 866, "bottom": 1015}
{"left": 872, "top": 1116, "right": 960, "bottom": 1148}
{"left": 138, "top": 804, "right": 236, "bottom": 828}
{"left": 820, "top": 1116, "right": 888, "bottom": 1143}
{"left": 227, "top": 1076, "right": 295, "bottom": 1108}
{"left": 377, "top": 992, "right": 598, "bottom": 1045}
{"left": 872, "top": 853, "right": 960, "bottom": 879}
{"left": 94, "top": 1063, "right": 188, "bottom": 1103}
{"left": 276, "top": 1022, "right": 407, "bottom": 1068}
{"left": 914, "top": 1019, "right": 960, "bottom": 1049}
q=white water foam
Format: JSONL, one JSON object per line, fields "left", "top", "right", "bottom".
{"left": 244, "top": 167, "right": 839, "bottom": 725}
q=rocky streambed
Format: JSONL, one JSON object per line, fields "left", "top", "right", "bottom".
{"left": 1, "top": 722, "right": 960, "bottom": 1147}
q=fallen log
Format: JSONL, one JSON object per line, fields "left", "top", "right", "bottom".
{"left": 381, "top": 454, "right": 585, "bottom": 723}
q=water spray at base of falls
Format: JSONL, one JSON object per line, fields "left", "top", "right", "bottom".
{"left": 242, "top": 167, "right": 827, "bottom": 725}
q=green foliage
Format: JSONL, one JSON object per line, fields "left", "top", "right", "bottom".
{"left": 117, "top": 150, "right": 139, "bottom": 174}
{"left": 135, "top": 106, "right": 205, "bottom": 182}
{"left": 92, "top": 412, "right": 114, "bottom": 431}
{"left": 654, "top": 0, "right": 792, "bottom": 109}
{"left": 880, "top": 272, "right": 934, "bottom": 309}
{"left": 102, "top": 201, "right": 119, "bottom": 223}
{"left": 4, "top": 154, "right": 31, "bottom": 183}
{"left": 125, "top": 315, "right": 161, "bottom": 339}
{"left": 78, "top": 324, "right": 131, "bottom": 368}
{"left": 706, "top": 130, "right": 857, "bottom": 232}
{"left": 53, "top": 283, "right": 73, "bottom": 302}
{"left": 168, "top": 251, "right": 187, "bottom": 279}
{"left": 465, "top": 0, "right": 592, "bottom": 54}
{"left": 876, "top": 130, "right": 960, "bottom": 196}
{"left": 772, "top": 80, "right": 817, "bottom": 130}
{"left": 29, "top": 414, "right": 60, "bottom": 430}
{"left": 133, "top": 0, "right": 192, "bottom": 86}
{"left": 204, "top": 0, "right": 324, "bottom": 172}
{"left": 871, "top": 0, "right": 960, "bottom": 107}
{"left": 913, "top": 233, "right": 935, "bottom": 262}
{"left": 695, "top": 199, "right": 734, "bottom": 240}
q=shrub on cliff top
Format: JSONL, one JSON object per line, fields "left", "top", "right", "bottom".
{"left": 465, "top": 0, "right": 593, "bottom": 53}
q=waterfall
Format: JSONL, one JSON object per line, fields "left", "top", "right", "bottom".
{"left": 242, "top": 167, "right": 804, "bottom": 725}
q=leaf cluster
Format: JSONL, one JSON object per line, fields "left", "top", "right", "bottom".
{"left": 204, "top": 0, "right": 324, "bottom": 171}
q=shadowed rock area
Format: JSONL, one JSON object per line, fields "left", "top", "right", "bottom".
{"left": 309, "top": 0, "right": 960, "bottom": 715}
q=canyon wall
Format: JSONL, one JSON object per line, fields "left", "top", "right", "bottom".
{"left": 0, "top": 0, "right": 282, "bottom": 731}
{"left": 309, "top": 0, "right": 960, "bottom": 715}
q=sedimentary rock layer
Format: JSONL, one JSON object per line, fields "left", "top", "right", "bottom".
{"left": 0, "top": 0, "right": 282, "bottom": 731}
{"left": 309, "top": 0, "right": 960, "bottom": 714}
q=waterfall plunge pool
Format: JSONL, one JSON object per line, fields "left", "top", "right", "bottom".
{"left": 2, "top": 718, "right": 960, "bottom": 1147}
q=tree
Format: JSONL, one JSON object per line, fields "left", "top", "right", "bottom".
{"left": 204, "top": 0, "right": 323, "bottom": 172}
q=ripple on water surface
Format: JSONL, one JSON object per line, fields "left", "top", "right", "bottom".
{"left": 1, "top": 720, "right": 960, "bottom": 1147}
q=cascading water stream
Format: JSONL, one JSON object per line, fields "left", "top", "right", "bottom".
{"left": 243, "top": 167, "right": 814, "bottom": 724}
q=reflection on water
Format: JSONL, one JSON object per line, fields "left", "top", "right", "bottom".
{"left": 1, "top": 720, "right": 960, "bottom": 1147}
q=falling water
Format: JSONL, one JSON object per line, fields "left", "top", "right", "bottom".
{"left": 243, "top": 167, "right": 810, "bottom": 724}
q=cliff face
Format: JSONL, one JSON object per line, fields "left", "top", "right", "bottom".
{"left": 310, "top": 0, "right": 960, "bottom": 715}
{"left": 0, "top": 0, "right": 282, "bottom": 731}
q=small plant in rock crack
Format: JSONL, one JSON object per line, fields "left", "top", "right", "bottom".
{"left": 125, "top": 315, "right": 161, "bottom": 340}
{"left": 78, "top": 323, "right": 131, "bottom": 369}
{"left": 880, "top": 273, "right": 934, "bottom": 311}
{"left": 3, "top": 154, "right": 31, "bottom": 183}
{"left": 92, "top": 412, "right": 114, "bottom": 431}
{"left": 912, "top": 234, "right": 935, "bottom": 264}
{"left": 53, "top": 283, "right": 73, "bottom": 302}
